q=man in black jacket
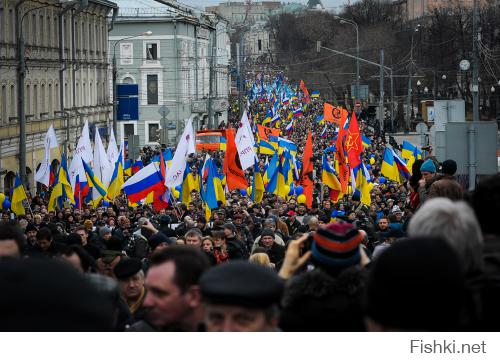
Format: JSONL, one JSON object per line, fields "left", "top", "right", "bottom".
{"left": 257, "top": 229, "right": 285, "bottom": 266}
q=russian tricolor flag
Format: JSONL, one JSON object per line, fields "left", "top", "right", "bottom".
{"left": 132, "top": 157, "right": 143, "bottom": 174}
{"left": 293, "top": 108, "right": 303, "bottom": 118}
{"left": 122, "top": 162, "right": 165, "bottom": 203}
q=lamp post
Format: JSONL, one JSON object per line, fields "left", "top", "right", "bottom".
{"left": 440, "top": 74, "right": 447, "bottom": 98}
{"left": 334, "top": 16, "right": 359, "bottom": 102}
{"left": 416, "top": 80, "right": 422, "bottom": 121}
{"left": 112, "top": 31, "right": 152, "bottom": 138}
{"left": 405, "top": 25, "right": 420, "bottom": 132}
{"left": 16, "top": 1, "right": 61, "bottom": 188}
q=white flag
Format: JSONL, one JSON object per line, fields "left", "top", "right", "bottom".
{"left": 75, "top": 120, "right": 93, "bottom": 163}
{"left": 119, "top": 137, "right": 126, "bottom": 165}
{"left": 235, "top": 111, "right": 257, "bottom": 170}
{"left": 92, "top": 130, "right": 112, "bottom": 200}
{"left": 106, "top": 129, "right": 119, "bottom": 166}
{"left": 164, "top": 118, "right": 196, "bottom": 187}
{"left": 35, "top": 125, "right": 58, "bottom": 187}
{"left": 69, "top": 120, "right": 93, "bottom": 185}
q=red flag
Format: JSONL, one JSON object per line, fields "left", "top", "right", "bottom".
{"left": 299, "top": 132, "right": 314, "bottom": 208}
{"left": 300, "top": 80, "right": 311, "bottom": 103}
{"left": 223, "top": 128, "right": 248, "bottom": 191}
{"left": 336, "top": 117, "right": 349, "bottom": 194}
{"left": 345, "top": 112, "right": 363, "bottom": 169}
{"left": 152, "top": 151, "right": 169, "bottom": 211}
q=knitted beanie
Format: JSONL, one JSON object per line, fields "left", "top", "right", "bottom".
{"left": 420, "top": 159, "right": 436, "bottom": 173}
{"left": 441, "top": 159, "right": 457, "bottom": 176}
{"left": 311, "top": 222, "right": 363, "bottom": 268}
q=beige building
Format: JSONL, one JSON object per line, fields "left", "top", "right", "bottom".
{"left": 0, "top": 0, "right": 117, "bottom": 195}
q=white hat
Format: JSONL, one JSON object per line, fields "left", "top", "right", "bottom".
{"left": 391, "top": 206, "right": 402, "bottom": 214}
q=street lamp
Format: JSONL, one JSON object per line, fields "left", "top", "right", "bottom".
{"left": 112, "top": 31, "right": 152, "bottom": 137}
{"left": 16, "top": 1, "right": 62, "bottom": 188}
{"left": 405, "top": 25, "right": 420, "bottom": 132}
{"left": 440, "top": 74, "right": 447, "bottom": 98}
{"left": 416, "top": 80, "right": 422, "bottom": 120}
{"left": 334, "top": 16, "right": 359, "bottom": 102}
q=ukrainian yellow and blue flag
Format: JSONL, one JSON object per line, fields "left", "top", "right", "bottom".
{"left": 203, "top": 158, "right": 226, "bottom": 209}
{"left": 322, "top": 155, "right": 341, "bottom": 191}
{"left": 81, "top": 159, "right": 108, "bottom": 198}
{"left": 48, "top": 154, "right": 75, "bottom": 211}
{"left": 362, "top": 134, "right": 372, "bottom": 150}
{"left": 11, "top": 173, "right": 27, "bottom": 216}
{"left": 252, "top": 159, "right": 265, "bottom": 203}
{"left": 381, "top": 147, "right": 400, "bottom": 183}
{"left": 0, "top": 193, "right": 11, "bottom": 210}
{"left": 106, "top": 152, "right": 124, "bottom": 200}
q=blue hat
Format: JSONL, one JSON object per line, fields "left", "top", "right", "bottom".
{"left": 420, "top": 159, "right": 436, "bottom": 173}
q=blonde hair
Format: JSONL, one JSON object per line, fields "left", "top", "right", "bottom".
{"left": 249, "top": 252, "right": 272, "bottom": 266}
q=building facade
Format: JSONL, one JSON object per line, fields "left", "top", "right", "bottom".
{"left": 109, "top": 4, "right": 231, "bottom": 146}
{"left": 0, "top": 0, "right": 117, "bottom": 195}
{"left": 205, "top": 1, "right": 281, "bottom": 25}
{"left": 242, "top": 22, "right": 274, "bottom": 61}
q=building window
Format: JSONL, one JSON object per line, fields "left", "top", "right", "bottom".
{"left": 26, "top": 84, "right": 31, "bottom": 114}
{"left": 145, "top": 42, "right": 158, "bottom": 60}
{"left": 40, "top": 14, "right": 44, "bottom": 46}
{"left": 0, "top": 7, "right": 4, "bottom": 43}
{"left": 258, "top": 39, "right": 262, "bottom": 51}
{"left": 47, "top": 15, "right": 51, "bottom": 47}
{"left": 146, "top": 122, "right": 160, "bottom": 143}
{"left": 48, "top": 84, "right": 53, "bottom": 116}
{"left": 10, "top": 85, "right": 15, "bottom": 118}
{"left": 9, "top": 8, "right": 15, "bottom": 43}
{"left": 41, "top": 84, "right": 46, "bottom": 114}
{"left": 120, "top": 42, "right": 133, "bottom": 65}
{"left": 54, "top": 83, "right": 59, "bottom": 111}
{"left": 147, "top": 74, "right": 158, "bottom": 105}
{"left": 123, "top": 77, "right": 134, "bottom": 84}
{"left": 33, "top": 84, "right": 38, "bottom": 117}
{"left": 1, "top": 85, "right": 6, "bottom": 124}
{"left": 123, "top": 123, "right": 135, "bottom": 138}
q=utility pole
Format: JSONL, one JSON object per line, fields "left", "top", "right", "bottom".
{"left": 469, "top": 0, "right": 479, "bottom": 190}
{"left": 379, "top": 49, "right": 384, "bottom": 131}
{"left": 316, "top": 42, "right": 394, "bottom": 121}
{"left": 405, "top": 58, "right": 413, "bottom": 133}
{"left": 208, "top": 29, "right": 215, "bottom": 129}
{"left": 236, "top": 43, "right": 242, "bottom": 119}
{"left": 16, "top": 0, "right": 28, "bottom": 188}
{"left": 240, "top": 36, "right": 246, "bottom": 119}
{"left": 405, "top": 26, "right": 419, "bottom": 132}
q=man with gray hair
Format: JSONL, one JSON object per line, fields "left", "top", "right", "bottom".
{"left": 408, "top": 197, "right": 483, "bottom": 276}
{"left": 251, "top": 218, "right": 285, "bottom": 252}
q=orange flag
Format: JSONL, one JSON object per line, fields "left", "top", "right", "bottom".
{"left": 336, "top": 116, "right": 349, "bottom": 194}
{"left": 300, "top": 80, "right": 311, "bottom": 103}
{"left": 298, "top": 132, "right": 314, "bottom": 208}
{"left": 223, "top": 128, "right": 248, "bottom": 191}
{"left": 324, "top": 103, "right": 348, "bottom": 125}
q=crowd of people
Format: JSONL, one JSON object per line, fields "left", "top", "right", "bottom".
{"left": 1, "top": 73, "right": 500, "bottom": 332}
